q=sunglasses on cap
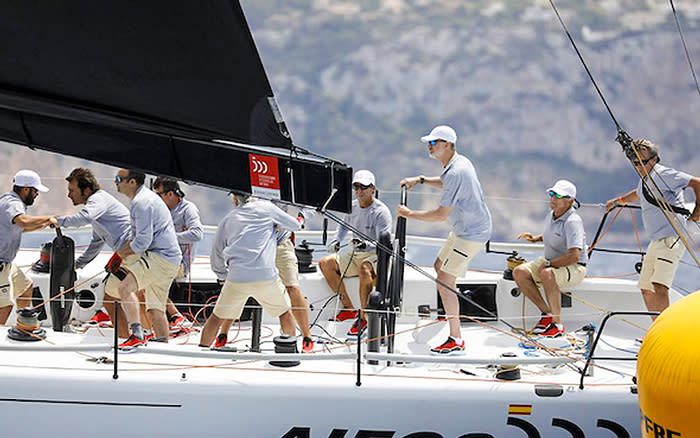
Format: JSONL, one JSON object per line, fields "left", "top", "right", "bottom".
{"left": 548, "top": 190, "right": 570, "bottom": 199}
{"left": 353, "top": 183, "right": 372, "bottom": 190}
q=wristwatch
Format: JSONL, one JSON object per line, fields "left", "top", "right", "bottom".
{"left": 419, "top": 176, "right": 425, "bottom": 184}
{"left": 544, "top": 259, "right": 551, "bottom": 268}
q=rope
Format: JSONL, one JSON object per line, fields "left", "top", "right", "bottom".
{"left": 669, "top": 0, "right": 700, "bottom": 99}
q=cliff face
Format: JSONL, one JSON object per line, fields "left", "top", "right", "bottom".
{"left": 1, "top": 1, "right": 698, "bottom": 240}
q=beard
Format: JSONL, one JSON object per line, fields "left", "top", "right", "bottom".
{"left": 23, "top": 194, "right": 35, "bottom": 206}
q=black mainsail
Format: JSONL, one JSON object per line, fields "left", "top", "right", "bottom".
{"left": 0, "top": 1, "right": 351, "bottom": 212}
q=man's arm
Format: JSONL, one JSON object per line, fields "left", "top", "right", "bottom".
{"left": 177, "top": 204, "right": 204, "bottom": 244}
{"left": 397, "top": 205, "right": 452, "bottom": 222}
{"left": 688, "top": 177, "right": 700, "bottom": 222}
{"left": 75, "top": 231, "right": 105, "bottom": 269}
{"left": 547, "top": 247, "right": 581, "bottom": 268}
{"left": 125, "top": 203, "right": 154, "bottom": 256}
{"left": 399, "top": 175, "right": 443, "bottom": 191}
{"left": 209, "top": 220, "right": 228, "bottom": 281}
{"left": 517, "top": 232, "right": 543, "bottom": 243}
{"left": 604, "top": 189, "right": 639, "bottom": 212}
{"left": 13, "top": 214, "right": 53, "bottom": 232}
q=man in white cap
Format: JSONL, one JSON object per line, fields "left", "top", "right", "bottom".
{"left": 514, "top": 180, "right": 588, "bottom": 337}
{"left": 605, "top": 138, "right": 700, "bottom": 321}
{"left": 0, "top": 170, "right": 53, "bottom": 324}
{"left": 399, "top": 126, "right": 492, "bottom": 355}
{"left": 319, "top": 169, "right": 393, "bottom": 337}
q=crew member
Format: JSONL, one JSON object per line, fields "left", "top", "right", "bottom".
{"left": 107, "top": 169, "right": 181, "bottom": 350}
{"left": 152, "top": 177, "right": 203, "bottom": 333}
{"left": 319, "top": 170, "right": 392, "bottom": 337}
{"left": 50, "top": 168, "right": 132, "bottom": 335}
{"left": 605, "top": 138, "right": 700, "bottom": 321}
{"left": 0, "top": 170, "right": 52, "bottom": 324}
{"left": 514, "top": 180, "right": 588, "bottom": 337}
{"left": 399, "top": 125, "right": 492, "bottom": 355}
{"left": 199, "top": 192, "right": 301, "bottom": 348}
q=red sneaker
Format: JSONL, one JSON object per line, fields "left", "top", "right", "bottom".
{"left": 213, "top": 333, "right": 228, "bottom": 350}
{"left": 540, "top": 323, "right": 565, "bottom": 338}
{"left": 118, "top": 334, "right": 147, "bottom": 351}
{"left": 302, "top": 336, "right": 314, "bottom": 353}
{"left": 532, "top": 314, "right": 553, "bottom": 334}
{"left": 430, "top": 337, "right": 465, "bottom": 355}
{"left": 86, "top": 310, "right": 111, "bottom": 327}
{"left": 331, "top": 309, "right": 358, "bottom": 322}
{"left": 169, "top": 314, "right": 193, "bottom": 334}
{"left": 346, "top": 319, "right": 367, "bottom": 337}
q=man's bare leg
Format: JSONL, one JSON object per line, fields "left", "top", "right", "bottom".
{"left": 319, "top": 256, "right": 354, "bottom": 309}
{"left": 199, "top": 312, "right": 222, "bottom": 347}
{"left": 286, "top": 285, "right": 311, "bottom": 338}
{"left": 642, "top": 283, "right": 670, "bottom": 321}
{"left": 513, "top": 266, "right": 551, "bottom": 315}
{"left": 435, "top": 258, "right": 461, "bottom": 339}
{"left": 279, "top": 310, "right": 296, "bottom": 336}
{"left": 103, "top": 296, "right": 129, "bottom": 338}
{"left": 0, "top": 305, "right": 12, "bottom": 325}
{"left": 540, "top": 269, "right": 562, "bottom": 325}
{"left": 147, "top": 308, "right": 169, "bottom": 340}
{"left": 357, "top": 262, "right": 374, "bottom": 321}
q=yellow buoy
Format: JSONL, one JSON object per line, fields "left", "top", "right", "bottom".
{"left": 638, "top": 290, "right": 700, "bottom": 437}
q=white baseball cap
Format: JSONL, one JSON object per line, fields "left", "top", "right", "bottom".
{"left": 547, "top": 179, "right": 576, "bottom": 199}
{"left": 421, "top": 125, "right": 457, "bottom": 145}
{"left": 13, "top": 169, "right": 49, "bottom": 192}
{"left": 352, "top": 170, "right": 375, "bottom": 186}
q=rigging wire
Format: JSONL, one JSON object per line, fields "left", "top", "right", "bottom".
{"left": 669, "top": 0, "right": 700, "bottom": 99}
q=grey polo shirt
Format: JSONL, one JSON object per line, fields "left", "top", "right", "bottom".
{"left": 210, "top": 199, "right": 301, "bottom": 283}
{"left": 334, "top": 198, "right": 393, "bottom": 253}
{"left": 543, "top": 207, "right": 588, "bottom": 264}
{"left": 440, "top": 153, "right": 492, "bottom": 242}
{"left": 170, "top": 199, "right": 203, "bottom": 276}
{"left": 0, "top": 192, "right": 26, "bottom": 263}
{"left": 636, "top": 163, "right": 692, "bottom": 241}
{"left": 58, "top": 190, "right": 131, "bottom": 268}
{"left": 129, "top": 186, "right": 182, "bottom": 265}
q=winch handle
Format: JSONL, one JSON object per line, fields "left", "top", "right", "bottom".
{"left": 400, "top": 184, "right": 408, "bottom": 206}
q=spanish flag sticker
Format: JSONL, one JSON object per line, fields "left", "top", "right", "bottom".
{"left": 508, "top": 404, "right": 532, "bottom": 415}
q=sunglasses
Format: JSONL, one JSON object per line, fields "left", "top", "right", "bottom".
{"left": 428, "top": 139, "right": 443, "bottom": 146}
{"left": 548, "top": 190, "right": 570, "bottom": 199}
{"left": 114, "top": 175, "right": 124, "bottom": 183}
{"left": 632, "top": 156, "right": 655, "bottom": 166}
{"left": 353, "top": 183, "right": 371, "bottom": 190}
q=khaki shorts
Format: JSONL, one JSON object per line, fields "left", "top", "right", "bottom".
{"left": 638, "top": 236, "right": 686, "bottom": 291}
{"left": 336, "top": 251, "right": 378, "bottom": 278}
{"left": 0, "top": 263, "right": 32, "bottom": 308}
{"left": 522, "top": 256, "right": 586, "bottom": 290}
{"left": 436, "top": 233, "right": 485, "bottom": 277}
{"left": 213, "top": 278, "right": 291, "bottom": 320}
{"left": 276, "top": 238, "right": 299, "bottom": 287}
{"left": 104, "top": 253, "right": 179, "bottom": 312}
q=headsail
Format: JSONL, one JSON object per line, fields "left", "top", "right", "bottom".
{"left": 0, "top": 1, "right": 351, "bottom": 213}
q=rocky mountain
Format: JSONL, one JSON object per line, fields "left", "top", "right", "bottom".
{"left": 1, "top": 0, "right": 698, "bottom": 243}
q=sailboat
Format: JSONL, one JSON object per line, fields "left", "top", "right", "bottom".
{"left": 0, "top": 2, "right": 697, "bottom": 437}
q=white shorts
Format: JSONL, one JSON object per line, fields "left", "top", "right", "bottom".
{"left": 104, "top": 253, "right": 179, "bottom": 312}
{"left": 521, "top": 256, "right": 586, "bottom": 290}
{"left": 0, "top": 263, "right": 32, "bottom": 308}
{"left": 436, "top": 233, "right": 485, "bottom": 277}
{"left": 213, "top": 278, "right": 291, "bottom": 320}
{"left": 638, "top": 237, "right": 685, "bottom": 291}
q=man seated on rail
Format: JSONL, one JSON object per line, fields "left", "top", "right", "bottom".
{"left": 198, "top": 191, "right": 301, "bottom": 349}
{"left": 152, "top": 177, "right": 203, "bottom": 334}
{"left": 49, "top": 167, "right": 132, "bottom": 337}
{"left": 605, "top": 138, "right": 700, "bottom": 322}
{"left": 0, "top": 170, "right": 53, "bottom": 324}
{"left": 106, "top": 169, "right": 181, "bottom": 350}
{"left": 318, "top": 170, "right": 393, "bottom": 338}
{"left": 514, "top": 180, "right": 588, "bottom": 338}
